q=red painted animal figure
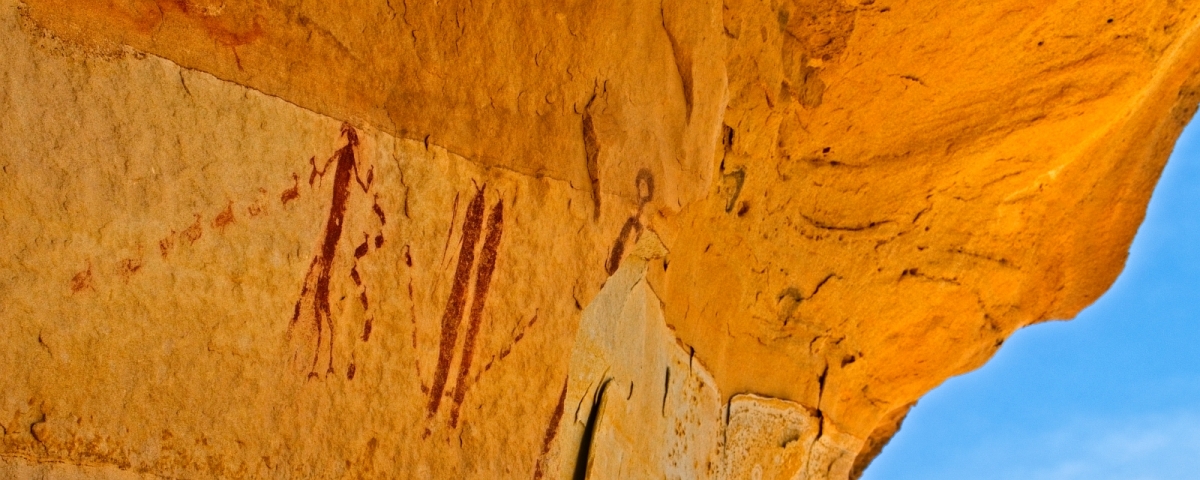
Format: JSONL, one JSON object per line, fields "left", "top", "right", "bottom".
{"left": 289, "top": 123, "right": 374, "bottom": 378}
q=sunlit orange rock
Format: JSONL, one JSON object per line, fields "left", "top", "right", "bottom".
{"left": 3, "top": 0, "right": 1200, "bottom": 477}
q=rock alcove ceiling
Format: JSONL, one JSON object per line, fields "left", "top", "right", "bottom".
{"left": 2, "top": 0, "right": 1200, "bottom": 478}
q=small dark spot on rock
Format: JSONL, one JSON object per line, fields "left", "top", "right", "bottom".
{"left": 737, "top": 202, "right": 749, "bottom": 217}
{"left": 822, "top": 147, "right": 831, "bottom": 153}
{"left": 1107, "top": 18, "right": 1113, "bottom": 24}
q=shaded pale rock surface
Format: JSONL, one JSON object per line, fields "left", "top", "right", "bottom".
{"left": 2, "top": 0, "right": 1200, "bottom": 478}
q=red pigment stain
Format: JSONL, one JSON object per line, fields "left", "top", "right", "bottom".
{"left": 181, "top": 215, "right": 203, "bottom": 245}
{"left": 289, "top": 123, "right": 375, "bottom": 378}
{"left": 426, "top": 187, "right": 487, "bottom": 418}
{"left": 473, "top": 314, "right": 538, "bottom": 386}
{"left": 533, "top": 379, "right": 569, "bottom": 480}
{"left": 450, "top": 200, "right": 505, "bottom": 427}
{"left": 119, "top": 258, "right": 143, "bottom": 281}
{"left": 159, "top": 231, "right": 176, "bottom": 258}
{"left": 70, "top": 264, "right": 94, "bottom": 293}
{"left": 281, "top": 173, "right": 300, "bottom": 205}
{"left": 155, "top": 0, "right": 265, "bottom": 47}
{"left": 212, "top": 202, "right": 235, "bottom": 230}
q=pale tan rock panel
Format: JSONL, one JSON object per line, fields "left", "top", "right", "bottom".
{"left": 0, "top": 4, "right": 620, "bottom": 476}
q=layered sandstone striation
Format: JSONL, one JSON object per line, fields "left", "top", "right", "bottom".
{"left": 3, "top": 0, "right": 1200, "bottom": 478}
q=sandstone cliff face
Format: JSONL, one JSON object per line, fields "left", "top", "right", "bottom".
{"left": 3, "top": 0, "right": 1200, "bottom": 478}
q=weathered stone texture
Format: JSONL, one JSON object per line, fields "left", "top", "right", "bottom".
{"left": 3, "top": 0, "right": 1200, "bottom": 478}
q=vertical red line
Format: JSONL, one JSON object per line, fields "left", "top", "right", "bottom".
{"left": 450, "top": 200, "right": 504, "bottom": 427}
{"left": 533, "top": 378, "right": 569, "bottom": 480}
{"left": 427, "top": 187, "right": 487, "bottom": 417}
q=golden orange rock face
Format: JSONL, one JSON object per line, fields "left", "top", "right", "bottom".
{"left": 4, "top": 0, "right": 1200, "bottom": 478}
{"left": 22, "top": 0, "right": 727, "bottom": 211}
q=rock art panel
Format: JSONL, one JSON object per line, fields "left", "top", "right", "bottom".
{"left": 288, "top": 123, "right": 384, "bottom": 379}
{"left": 6, "top": 0, "right": 1200, "bottom": 478}
{"left": 0, "top": 5, "right": 618, "bottom": 475}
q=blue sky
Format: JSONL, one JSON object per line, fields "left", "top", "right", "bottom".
{"left": 862, "top": 120, "right": 1200, "bottom": 480}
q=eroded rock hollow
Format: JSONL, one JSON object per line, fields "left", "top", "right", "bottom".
{"left": 3, "top": 0, "right": 1199, "bottom": 478}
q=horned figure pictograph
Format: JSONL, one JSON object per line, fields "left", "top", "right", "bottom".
{"left": 605, "top": 169, "right": 654, "bottom": 275}
{"left": 289, "top": 123, "right": 386, "bottom": 379}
